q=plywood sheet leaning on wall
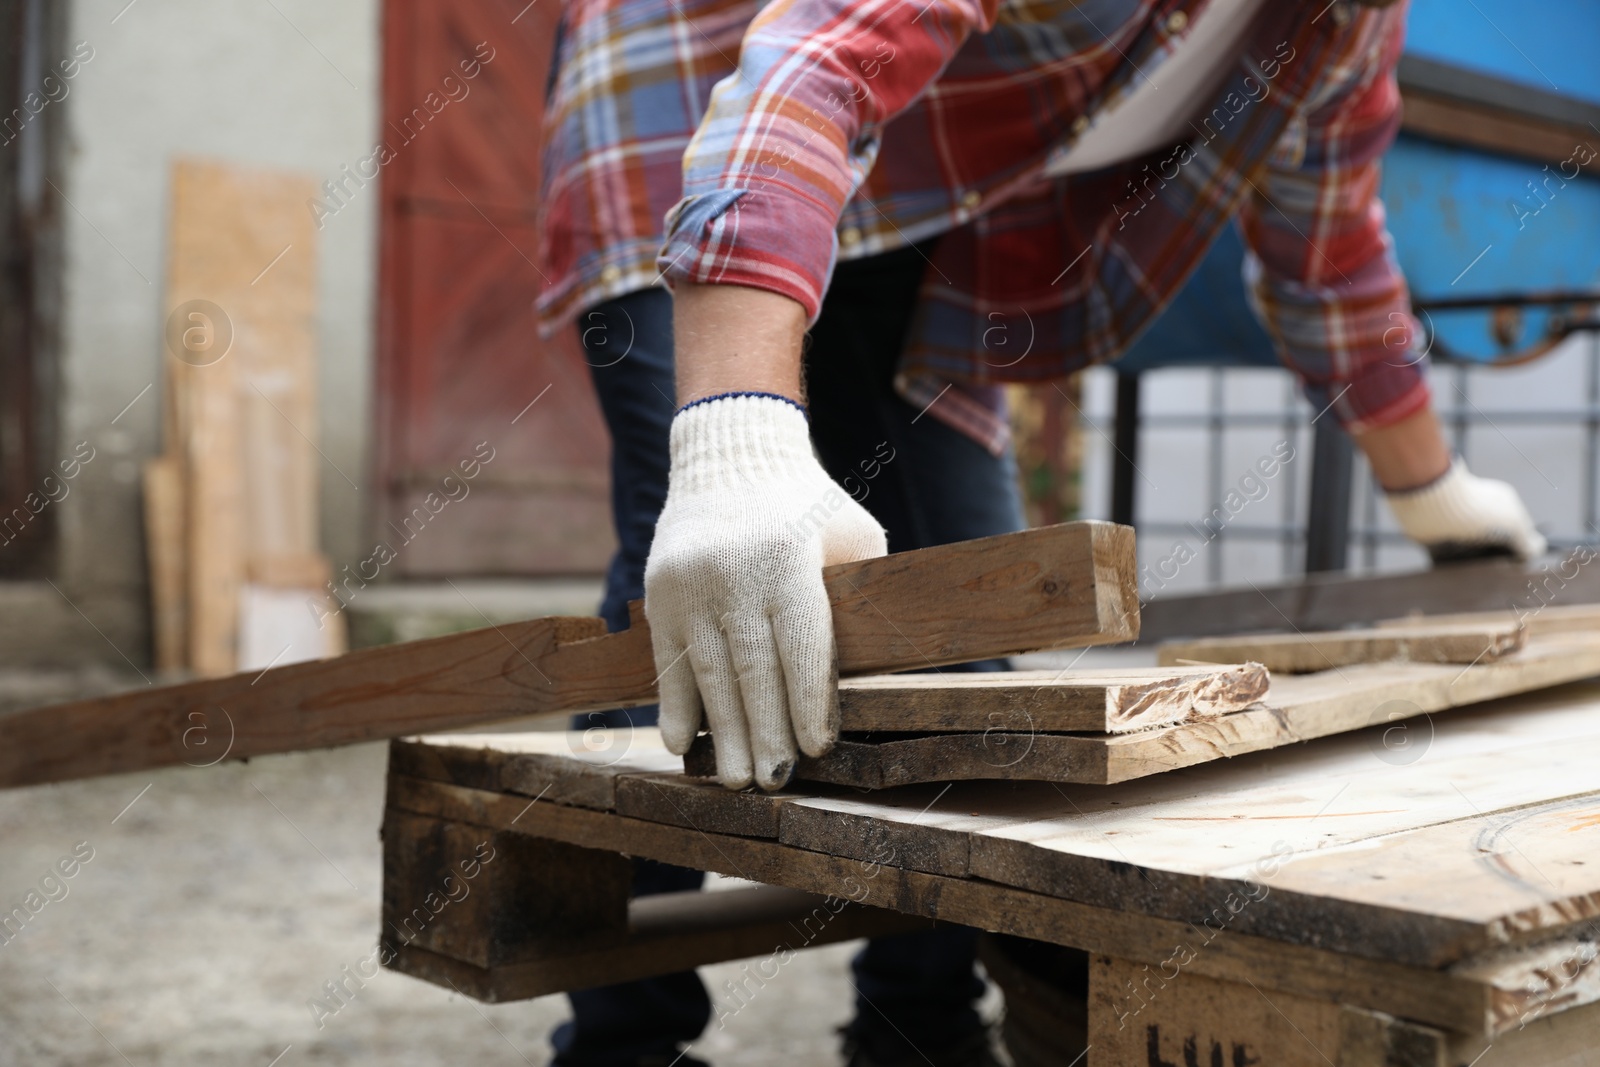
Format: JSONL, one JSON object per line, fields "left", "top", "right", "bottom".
{"left": 149, "top": 159, "right": 344, "bottom": 678}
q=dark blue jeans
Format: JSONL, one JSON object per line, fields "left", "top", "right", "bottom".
{"left": 555, "top": 243, "right": 1025, "bottom": 1065}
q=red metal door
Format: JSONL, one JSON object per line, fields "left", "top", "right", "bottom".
{"left": 375, "top": 0, "right": 613, "bottom": 575}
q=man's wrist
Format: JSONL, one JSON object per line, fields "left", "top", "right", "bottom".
{"left": 672, "top": 282, "right": 808, "bottom": 408}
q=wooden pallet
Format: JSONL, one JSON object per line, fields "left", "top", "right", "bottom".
{"left": 383, "top": 685, "right": 1600, "bottom": 1062}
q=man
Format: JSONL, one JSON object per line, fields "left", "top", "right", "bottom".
{"left": 539, "top": 5, "right": 1020, "bottom": 1065}
{"left": 643, "top": 0, "right": 1547, "bottom": 792}
{"left": 540, "top": 0, "right": 1545, "bottom": 1063}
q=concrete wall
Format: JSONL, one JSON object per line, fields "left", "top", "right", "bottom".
{"left": 17, "top": 0, "right": 380, "bottom": 665}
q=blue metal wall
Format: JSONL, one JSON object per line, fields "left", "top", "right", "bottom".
{"left": 1120, "top": 2, "right": 1600, "bottom": 370}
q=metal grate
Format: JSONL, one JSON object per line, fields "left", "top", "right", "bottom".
{"left": 1079, "top": 332, "right": 1600, "bottom": 592}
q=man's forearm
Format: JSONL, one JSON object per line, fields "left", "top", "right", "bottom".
{"left": 673, "top": 283, "right": 809, "bottom": 406}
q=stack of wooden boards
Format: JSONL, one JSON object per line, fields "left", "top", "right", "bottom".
{"left": 144, "top": 159, "right": 343, "bottom": 679}
{"left": 685, "top": 603, "right": 1600, "bottom": 789}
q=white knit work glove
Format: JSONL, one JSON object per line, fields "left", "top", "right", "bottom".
{"left": 1386, "top": 458, "right": 1547, "bottom": 563}
{"left": 645, "top": 394, "right": 888, "bottom": 790}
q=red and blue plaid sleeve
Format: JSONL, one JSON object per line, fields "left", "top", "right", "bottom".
{"left": 657, "top": 0, "right": 1001, "bottom": 320}
{"left": 1240, "top": 9, "right": 1429, "bottom": 433}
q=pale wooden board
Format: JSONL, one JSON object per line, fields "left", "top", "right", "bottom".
{"left": 0, "top": 521, "right": 1135, "bottom": 789}
{"left": 1157, "top": 621, "right": 1524, "bottom": 673}
{"left": 838, "top": 664, "right": 1268, "bottom": 733}
{"left": 141, "top": 456, "right": 186, "bottom": 674}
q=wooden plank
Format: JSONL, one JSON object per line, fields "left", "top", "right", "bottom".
{"left": 384, "top": 773, "right": 1498, "bottom": 1034}
{"left": 1376, "top": 603, "right": 1600, "bottom": 638}
{"left": 1157, "top": 623, "right": 1523, "bottom": 674}
{"left": 141, "top": 455, "right": 187, "bottom": 674}
{"left": 683, "top": 634, "right": 1600, "bottom": 789}
{"left": 1401, "top": 89, "right": 1600, "bottom": 173}
{"left": 825, "top": 519, "right": 1136, "bottom": 673}
{"left": 388, "top": 885, "right": 932, "bottom": 1003}
{"left": 1137, "top": 554, "right": 1600, "bottom": 642}
{"left": 614, "top": 772, "right": 800, "bottom": 838}
{"left": 168, "top": 160, "right": 313, "bottom": 677}
{"left": 838, "top": 664, "right": 1268, "bottom": 733}
{"left": 0, "top": 521, "right": 1134, "bottom": 789}
{"left": 389, "top": 729, "right": 683, "bottom": 811}
{"left": 777, "top": 785, "right": 988, "bottom": 876}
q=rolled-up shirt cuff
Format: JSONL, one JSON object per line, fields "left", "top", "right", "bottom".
{"left": 657, "top": 187, "right": 837, "bottom": 323}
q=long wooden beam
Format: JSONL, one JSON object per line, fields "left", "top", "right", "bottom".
{"left": 1137, "top": 554, "right": 1600, "bottom": 642}
{"left": 0, "top": 521, "right": 1136, "bottom": 790}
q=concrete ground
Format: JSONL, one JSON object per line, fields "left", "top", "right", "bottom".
{"left": 0, "top": 737, "right": 890, "bottom": 1066}
{"left": 0, "top": 638, "right": 1121, "bottom": 1066}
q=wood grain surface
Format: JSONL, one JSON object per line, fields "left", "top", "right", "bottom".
{"left": 838, "top": 664, "right": 1268, "bottom": 734}
{"left": 0, "top": 521, "right": 1135, "bottom": 789}
{"left": 1158, "top": 622, "right": 1525, "bottom": 673}
{"left": 388, "top": 680, "right": 1600, "bottom": 1031}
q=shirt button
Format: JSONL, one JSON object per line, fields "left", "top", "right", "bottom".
{"left": 1072, "top": 115, "right": 1090, "bottom": 136}
{"left": 839, "top": 226, "right": 862, "bottom": 248}
{"left": 1329, "top": 1, "right": 1351, "bottom": 25}
{"left": 961, "top": 190, "right": 982, "bottom": 211}
{"left": 600, "top": 265, "right": 622, "bottom": 284}
{"left": 1165, "top": 9, "right": 1189, "bottom": 33}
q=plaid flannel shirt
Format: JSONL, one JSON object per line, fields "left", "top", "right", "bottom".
{"left": 539, "top": 0, "right": 1429, "bottom": 452}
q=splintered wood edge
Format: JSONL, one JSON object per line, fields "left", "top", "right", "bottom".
{"left": 1108, "top": 661, "right": 1269, "bottom": 726}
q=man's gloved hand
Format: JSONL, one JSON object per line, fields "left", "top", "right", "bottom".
{"left": 1385, "top": 458, "right": 1547, "bottom": 563}
{"left": 645, "top": 393, "right": 888, "bottom": 790}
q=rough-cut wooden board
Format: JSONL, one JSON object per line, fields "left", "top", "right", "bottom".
{"left": 1137, "top": 554, "right": 1600, "bottom": 642}
{"left": 168, "top": 160, "right": 323, "bottom": 677}
{"left": 685, "top": 634, "right": 1600, "bottom": 788}
{"left": 382, "top": 773, "right": 1511, "bottom": 1035}
{"left": 1158, "top": 622, "right": 1524, "bottom": 674}
{"left": 838, "top": 664, "right": 1267, "bottom": 734}
{"left": 0, "top": 521, "right": 1135, "bottom": 789}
